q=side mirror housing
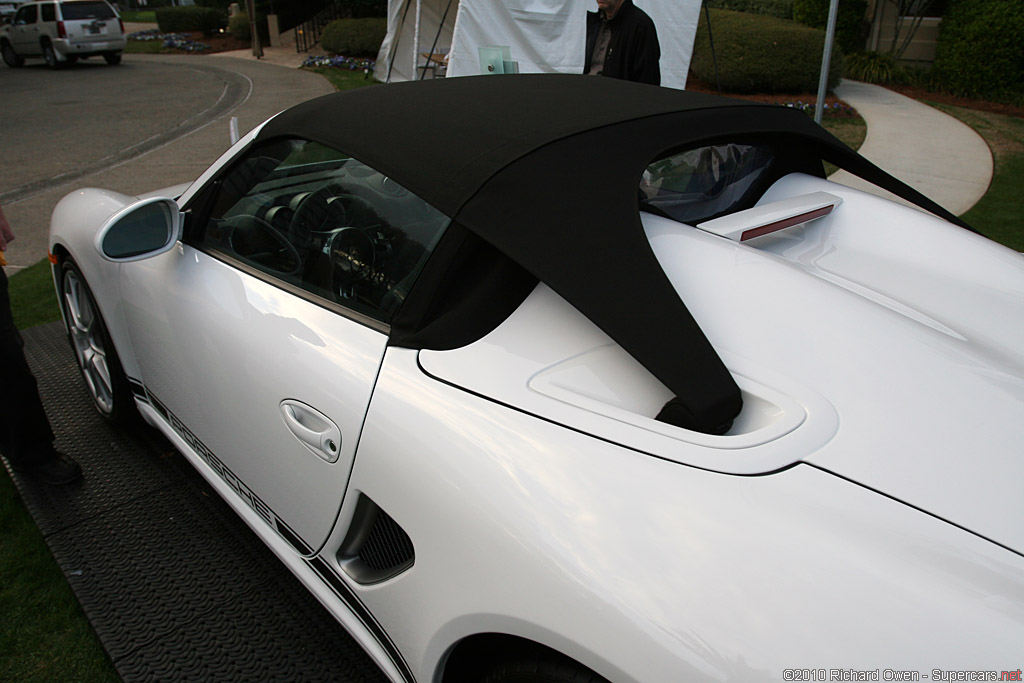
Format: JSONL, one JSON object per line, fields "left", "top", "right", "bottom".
{"left": 95, "top": 197, "right": 183, "bottom": 262}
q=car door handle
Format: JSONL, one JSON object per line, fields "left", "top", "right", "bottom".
{"left": 280, "top": 400, "right": 342, "bottom": 463}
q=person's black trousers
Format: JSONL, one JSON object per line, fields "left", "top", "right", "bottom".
{"left": 0, "top": 266, "right": 56, "bottom": 466}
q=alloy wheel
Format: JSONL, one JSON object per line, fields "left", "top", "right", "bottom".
{"left": 62, "top": 268, "right": 115, "bottom": 415}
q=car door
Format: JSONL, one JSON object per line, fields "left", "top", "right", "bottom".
{"left": 10, "top": 4, "right": 40, "bottom": 55}
{"left": 119, "top": 138, "right": 450, "bottom": 553}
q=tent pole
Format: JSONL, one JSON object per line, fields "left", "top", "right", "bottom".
{"left": 387, "top": 0, "right": 416, "bottom": 83}
{"left": 702, "top": 0, "right": 721, "bottom": 93}
{"left": 421, "top": 0, "right": 456, "bottom": 80}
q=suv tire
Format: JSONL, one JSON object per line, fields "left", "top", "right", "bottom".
{"left": 1, "top": 40, "right": 24, "bottom": 67}
{"left": 41, "top": 39, "right": 63, "bottom": 69}
{"left": 103, "top": 51, "right": 121, "bottom": 65}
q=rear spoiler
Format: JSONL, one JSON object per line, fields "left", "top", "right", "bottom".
{"left": 698, "top": 191, "right": 842, "bottom": 242}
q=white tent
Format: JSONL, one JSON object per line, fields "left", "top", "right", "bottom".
{"left": 375, "top": 0, "right": 702, "bottom": 90}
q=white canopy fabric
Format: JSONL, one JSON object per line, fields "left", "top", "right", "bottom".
{"left": 374, "top": 0, "right": 701, "bottom": 90}
{"left": 446, "top": 0, "right": 587, "bottom": 78}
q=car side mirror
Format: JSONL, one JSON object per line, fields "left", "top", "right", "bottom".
{"left": 95, "top": 197, "right": 183, "bottom": 262}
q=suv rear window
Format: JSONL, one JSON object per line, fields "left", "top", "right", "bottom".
{"left": 60, "top": 1, "right": 115, "bottom": 20}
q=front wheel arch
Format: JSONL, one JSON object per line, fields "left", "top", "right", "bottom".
{"left": 57, "top": 255, "right": 137, "bottom": 424}
{"left": 440, "top": 634, "right": 610, "bottom": 683}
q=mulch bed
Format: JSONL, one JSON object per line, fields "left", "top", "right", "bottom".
{"left": 186, "top": 31, "right": 250, "bottom": 53}
{"left": 685, "top": 76, "right": 859, "bottom": 116}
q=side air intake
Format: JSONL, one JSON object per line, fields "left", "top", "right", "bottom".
{"left": 337, "top": 495, "right": 414, "bottom": 584}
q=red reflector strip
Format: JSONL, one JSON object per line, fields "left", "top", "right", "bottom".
{"left": 48, "top": 251, "right": 59, "bottom": 265}
{"left": 740, "top": 204, "right": 835, "bottom": 242}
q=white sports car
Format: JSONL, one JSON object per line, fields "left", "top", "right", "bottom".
{"left": 49, "top": 75, "right": 1024, "bottom": 682}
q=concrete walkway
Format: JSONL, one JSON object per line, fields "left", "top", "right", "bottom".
{"left": 828, "top": 79, "right": 993, "bottom": 216}
{"left": 210, "top": 45, "right": 321, "bottom": 69}
{"left": 1, "top": 53, "right": 333, "bottom": 274}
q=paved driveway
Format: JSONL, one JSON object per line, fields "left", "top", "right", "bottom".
{"left": 0, "top": 53, "right": 333, "bottom": 272}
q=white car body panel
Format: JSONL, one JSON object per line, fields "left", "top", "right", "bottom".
{"left": 46, "top": 82, "right": 1024, "bottom": 681}
{"left": 120, "top": 246, "right": 388, "bottom": 549}
{"left": 352, "top": 348, "right": 1024, "bottom": 680}
{"left": 423, "top": 173, "right": 1024, "bottom": 552}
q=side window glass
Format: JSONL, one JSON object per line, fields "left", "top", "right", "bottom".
{"left": 41, "top": 4, "right": 55, "bottom": 21}
{"left": 195, "top": 138, "right": 450, "bottom": 324}
{"left": 16, "top": 5, "right": 37, "bottom": 23}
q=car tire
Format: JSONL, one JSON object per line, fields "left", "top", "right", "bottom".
{"left": 1, "top": 41, "right": 23, "bottom": 67}
{"left": 479, "top": 658, "right": 610, "bottom": 683}
{"left": 59, "top": 258, "right": 137, "bottom": 424}
{"left": 42, "top": 40, "right": 63, "bottom": 69}
{"left": 103, "top": 52, "right": 121, "bottom": 65}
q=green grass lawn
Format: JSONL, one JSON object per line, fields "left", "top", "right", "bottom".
{"left": 118, "top": 10, "right": 156, "bottom": 23}
{"left": 304, "top": 65, "right": 380, "bottom": 92}
{"left": 0, "top": 73, "right": 1018, "bottom": 680}
{"left": 0, "top": 473, "right": 120, "bottom": 682}
{"left": 9, "top": 260, "right": 60, "bottom": 330}
{"left": 929, "top": 104, "right": 1024, "bottom": 251}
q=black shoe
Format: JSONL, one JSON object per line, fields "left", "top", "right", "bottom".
{"left": 11, "top": 451, "right": 82, "bottom": 485}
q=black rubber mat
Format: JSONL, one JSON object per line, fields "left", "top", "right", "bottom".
{"left": 5, "top": 322, "right": 389, "bottom": 683}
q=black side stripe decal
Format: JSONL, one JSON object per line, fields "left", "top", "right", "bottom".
{"left": 147, "top": 392, "right": 313, "bottom": 556}
{"left": 127, "top": 376, "right": 147, "bottom": 401}
{"left": 307, "top": 557, "right": 416, "bottom": 683}
{"left": 143, "top": 389, "right": 413, "bottom": 681}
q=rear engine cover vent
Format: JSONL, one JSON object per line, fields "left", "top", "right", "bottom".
{"left": 337, "top": 495, "right": 414, "bottom": 584}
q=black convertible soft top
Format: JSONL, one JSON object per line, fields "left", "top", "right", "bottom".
{"left": 257, "top": 74, "right": 966, "bottom": 435}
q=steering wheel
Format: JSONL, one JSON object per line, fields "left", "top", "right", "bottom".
{"left": 289, "top": 186, "right": 348, "bottom": 250}
{"left": 224, "top": 214, "right": 301, "bottom": 275}
{"left": 329, "top": 228, "right": 375, "bottom": 300}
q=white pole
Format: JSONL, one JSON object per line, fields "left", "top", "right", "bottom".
{"left": 814, "top": 0, "right": 840, "bottom": 124}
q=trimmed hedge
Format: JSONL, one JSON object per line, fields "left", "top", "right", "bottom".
{"left": 792, "top": 0, "right": 867, "bottom": 54}
{"left": 843, "top": 50, "right": 905, "bottom": 85}
{"left": 932, "top": 0, "right": 1024, "bottom": 103}
{"left": 229, "top": 11, "right": 251, "bottom": 41}
{"left": 155, "top": 6, "right": 227, "bottom": 36}
{"left": 705, "top": 0, "right": 793, "bottom": 19}
{"left": 320, "top": 17, "right": 387, "bottom": 57}
{"left": 332, "top": 0, "right": 388, "bottom": 18}
{"left": 692, "top": 9, "right": 843, "bottom": 93}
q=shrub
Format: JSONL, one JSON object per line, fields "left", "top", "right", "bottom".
{"left": 843, "top": 50, "right": 906, "bottom": 85}
{"left": 691, "top": 9, "right": 844, "bottom": 93}
{"left": 333, "top": 0, "right": 388, "bottom": 18}
{"left": 229, "top": 11, "right": 250, "bottom": 42}
{"left": 155, "top": 6, "right": 227, "bottom": 36}
{"left": 320, "top": 17, "right": 387, "bottom": 57}
{"left": 931, "top": 0, "right": 1024, "bottom": 103}
{"left": 792, "top": 0, "right": 867, "bottom": 54}
{"left": 705, "top": 0, "right": 793, "bottom": 19}
{"left": 227, "top": 10, "right": 271, "bottom": 44}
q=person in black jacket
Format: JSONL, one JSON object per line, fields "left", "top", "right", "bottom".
{"left": 583, "top": 0, "right": 660, "bottom": 86}
{"left": 0, "top": 204, "right": 81, "bottom": 485}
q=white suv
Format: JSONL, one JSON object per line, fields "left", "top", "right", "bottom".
{"left": 1, "top": 0, "right": 125, "bottom": 68}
